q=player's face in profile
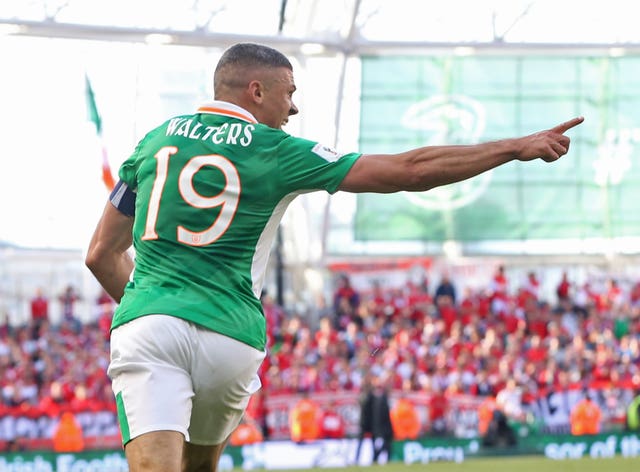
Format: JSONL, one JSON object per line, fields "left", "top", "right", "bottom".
{"left": 260, "top": 67, "right": 298, "bottom": 129}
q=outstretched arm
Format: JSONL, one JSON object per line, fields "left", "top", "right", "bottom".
{"left": 85, "top": 202, "right": 134, "bottom": 303}
{"left": 339, "top": 117, "right": 584, "bottom": 193}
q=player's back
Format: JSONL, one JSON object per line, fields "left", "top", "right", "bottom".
{"left": 113, "top": 101, "right": 360, "bottom": 350}
{"left": 114, "top": 105, "right": 290, "bottom": 350}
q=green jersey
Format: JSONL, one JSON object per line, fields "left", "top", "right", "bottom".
{"left": 112, "top": 101, "right": 360, "bottom": 351}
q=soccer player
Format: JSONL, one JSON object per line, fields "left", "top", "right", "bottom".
{"left": 86, "top": 42, "right": 583, "bottom": 472}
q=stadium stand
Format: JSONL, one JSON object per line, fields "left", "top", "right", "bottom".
{"left": 1, "top": 268, "right": 639, "bottom": 449}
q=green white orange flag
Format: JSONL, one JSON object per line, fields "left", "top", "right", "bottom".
{"left": 85, "top": 74, "right": 116, "bottom": 192}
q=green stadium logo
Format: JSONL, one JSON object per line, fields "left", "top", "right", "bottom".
{"left": 399, "top": 94, "right": 491, "bottom": 211}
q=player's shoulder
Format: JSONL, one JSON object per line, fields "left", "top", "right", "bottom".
{"left": 138, "top": 113, "right": 196, "bottom": 143}
{"left": 251, "top": 122, "right": 290, "bottom": 140}
{"left": 246, "top": 124, "right": 311, "bottom": 154}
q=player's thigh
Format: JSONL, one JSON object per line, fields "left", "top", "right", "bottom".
{"left": 188, "top": 329, "right": 266, "bottom": 445}
{"left": 108, "top": 315, "right": 196, "bottom": 444}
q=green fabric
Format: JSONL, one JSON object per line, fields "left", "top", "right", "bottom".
{"left": 112, "top": 102, "right": 360, "bottom": 351}
{"left": 115, "top": 391, "right": 131, "bottom": 445}
{"left": 85, "top": 75, "right": 102, "bottom": 133}
{"left": 614, "top": 318, "right": 630, "bottom": 339}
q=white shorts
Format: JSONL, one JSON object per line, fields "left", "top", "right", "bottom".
{"left": 108, "top": 314, "right": 266, "bottom": 446}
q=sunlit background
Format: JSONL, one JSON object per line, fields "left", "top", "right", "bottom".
{"left": 2, "top": 0, "right": 640, "bottom": 314}
{"left": 2, "top": 1, "right": 640, "bottom": 467}
{"left": 3, "top": 0, "right": 640, "bottom": 249}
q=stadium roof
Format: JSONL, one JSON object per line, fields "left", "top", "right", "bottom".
{"left": 2, "top": 0, "right": 640, "bottom": 55}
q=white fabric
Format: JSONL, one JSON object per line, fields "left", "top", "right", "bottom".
{"left": 108, "top": 314, "right": 266, "bottom": 445}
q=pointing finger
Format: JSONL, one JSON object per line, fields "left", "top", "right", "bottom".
{"left": 551, "top": 116, "right": 584, "bottom": 134}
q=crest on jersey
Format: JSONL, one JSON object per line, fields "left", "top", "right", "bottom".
{"left": 312, "top": 143, "right": 344, "bottom": 162}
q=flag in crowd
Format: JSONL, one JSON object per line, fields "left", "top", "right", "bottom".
{"left": 85, "top": 74, "right": 116, "bottom": 192}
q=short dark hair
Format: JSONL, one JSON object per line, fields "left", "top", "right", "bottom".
{"left": 217, "top": 43, "right": 292, "bottom": 70}
{"left": 214, "top": 43, "right": 292, "bottom": 92}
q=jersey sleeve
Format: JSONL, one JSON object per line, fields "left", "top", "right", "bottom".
{"left": 117, "top": 124, "right": 167, "bottom": 189}
{"left": 275, "top": 135, "right": 361, "bottom": 194}
{"left": 118, "top": 142, "right": 144, "bottom": 190}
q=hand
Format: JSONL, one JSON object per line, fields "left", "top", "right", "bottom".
{"left": 516, "top": 116, "right": 584, "bottom": 162}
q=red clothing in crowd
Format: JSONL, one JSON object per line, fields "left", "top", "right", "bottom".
{"left": 490, "top": 266, "right": 509, "bottom": 304}
{"left": 556, "top": 273, "right": 571, "bottom": 301}
{"left": 319, "top": 405, "right": 346, "bottom": 439}
{"left": 525, "top": 343, "right": 547, "bottom": 364}
{"left": 30, "top": 292, "right": 48, "bottom": 323}
{"left": 523, "top": 272, "right": 541, "bottom": 300}
{"left": 500, "top": 311, "right": 522, "bottom": 334}
{"left": 428, "top": 390, "right": 449, "bottom": 431}
{"left": 527, "top": 312, "right": 549, "bottom": 338}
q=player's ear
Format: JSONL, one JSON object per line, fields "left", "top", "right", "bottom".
{"left": 248, "top": 80, "right": 263, "bottom": 103}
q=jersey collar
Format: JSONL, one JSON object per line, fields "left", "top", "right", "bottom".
{"left": 197, "top": 101, "right": 258, "bottom": 124}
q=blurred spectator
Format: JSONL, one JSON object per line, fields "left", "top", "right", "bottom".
{"left": 58, "top": 285, "right": 81, "bottom": 331}
{"left": 319, "top": 400, "right": 346, "bottom": 439}
{"left": 481, "top": 379, "right": 520, "bottom": 448}
{"left": 477, "top": 395, "right": 497, "bottom": 438}
{"left": 289, "top": 392, "right": 321, "bottom": 443}
{"left": 359, "top": 375, "right": 393, "bottom": 464}
{"left": 7, "top": 265, "right": 640, "bottom": 448}
{"left": 489, "top": 265, "right": 509, "bottom": 315}
{"left": 605, "top": 278, "right": 624, "bottom": 312}
{"left": 262, "top": 290, "right": 285, "bottom": 347}
{"left": 354, "top": 377, "right": 373, "bottom": 464}
{"left": 435, "top": 294, "right": 457, "bottom": 334}
{"left": 523, "top": 272, "right": 541, "bottom": 301}
{"left": 333, "top": 274, "right": 360, "bottom": 329}
{"left": 630, "top": 282, "right": 640, "bottom": 309}
{"left": 570, "top": 390, "right": 602, "bottom": 435}
{"left": 230, "top": 415, "right": 264, "bottom": 446}
{"left": 95, "top": 289, "right": 114, "bottom": 313}
{"left": 482, "top": 405, "right": 517, "bottom": 447}
{"left": 390, "top": 392, "right": 420, "bottom": 440}
{"left": 556, "top": 271, "right": 572, "bottom": 303}
{"left": 30, "top": 288, "right": 49, "bottom": 333}
{"left": 95, "top": 289, "right": 114, "bottom": 339}
{"left": 38, "top": 382, "right": 67, "bottom": 418}
{"left": 52, "top": 411, "right": 84, "bottom": 452}
{"left": 495, "top": 379, "right": 525, "bottom": 423}
{"left": 406, "top": 279, "right": 432, "bottom": 308}
{"left": 315, "top": 316, "right": 339, "bottom": 348}
{"left": 558, "top": 298, "right": 581, "bottom": 337}
{"left": 574, "top": 282, "right": 595, "bottom": 318}
{"left": 626, "top": 390, "right": 640, "bottom": 431}
{"left": 245, "top": 390, "right": 268, "bottom": 439}
{"left": 524, "top": 334, "right": 547, "bottom": 366}
{"left": 474, "top": 369, "right": 495, "bottom": 397}
{"left": 341, "top": 319, "right": 364, "bottom": 360}
{"left": 434, "top": 273, "right": 457, "bottom": 305}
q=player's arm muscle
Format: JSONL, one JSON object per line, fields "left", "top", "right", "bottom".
{"left": 339, "top": 141, "right": 517, "bottom": 193}
{"left": 86, "top": 201, "right": 134, "bottom": 303}
{"left": 338, "top": 117, "right": 582, "bottom": 193}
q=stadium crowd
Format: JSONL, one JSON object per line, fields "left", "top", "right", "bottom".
{"left": 262, "top": 269, "right": 640, "bottom": 399}
{"left": 0, "top": 287, "right": 115, "bottom": 419}
{"left": 2, "top": 267, "right": 640, "bottom": 439}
